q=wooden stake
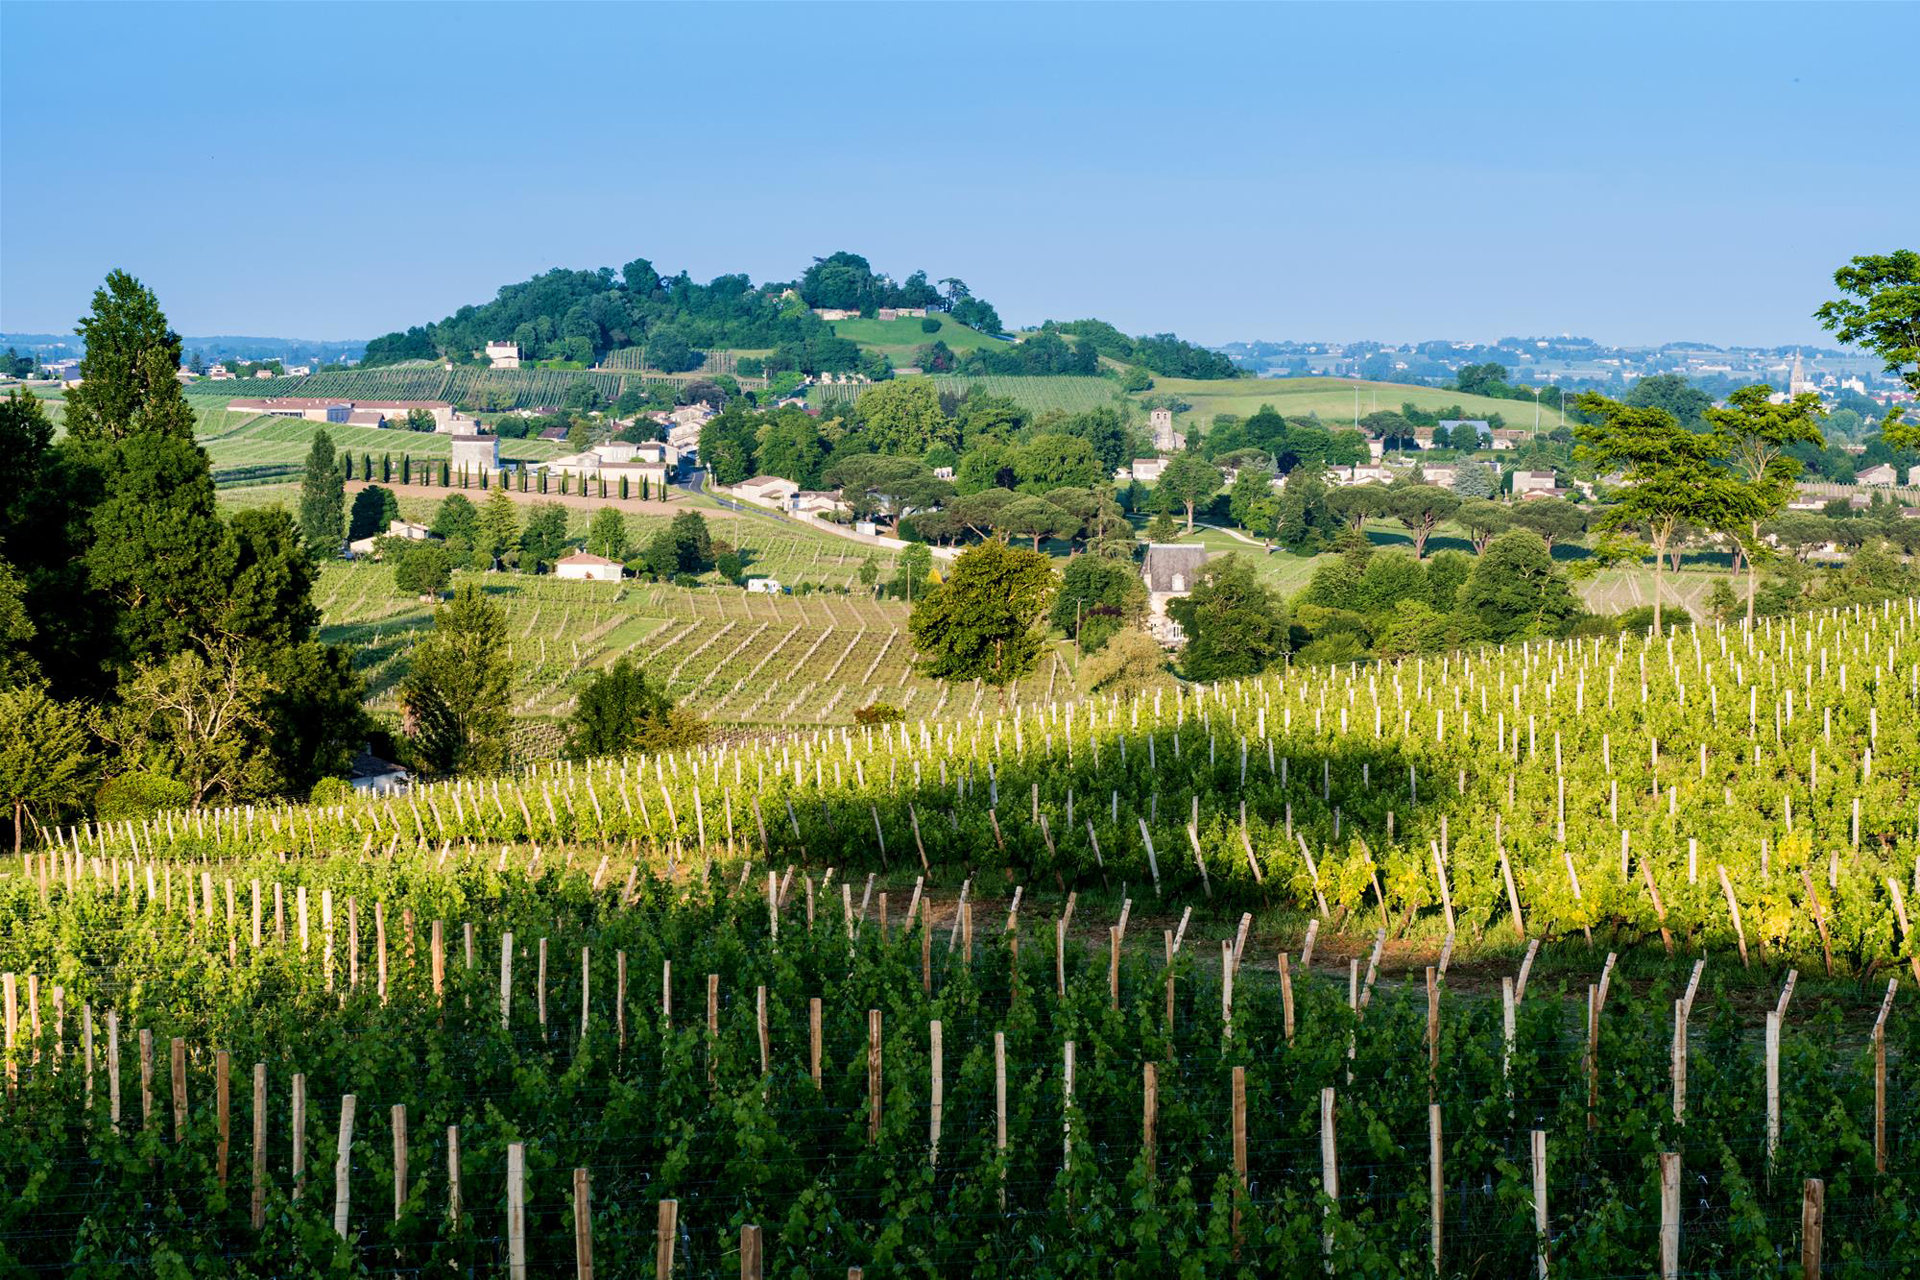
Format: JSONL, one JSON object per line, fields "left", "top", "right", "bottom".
{"left": 250, "top": 1062, "right": 266, "bottom": 1229}
{"left": 573, "top": 1168, "right": 593, "bottom": 1280}
{"left": 756, "top": 986, "right": 769, "bottom": 1077}
{"left": 1659, "top": 1151, "right": 1680, "bottom": 1279}
{"left": 1801, "top": 1178, "right": 1823, "bottom": 1280}
{"left": 1766, "top": 1010, "right": 1781, "bottom": 1167}
{"left": 809, "top": 996, "right": 822, "bottom": 1088}
{"left": 332, "top": 1094, "right": 356, "bottom": 1239}
{"left": 655, "top": 1198, "right": 678, "bottom": 1279}
{"left": 447, "top": 1125, "right": 462, "bottom": 1227}
{"left": 867, "top": 1008, "right": 882, "bottom": 1141}
{"left": 995, "top": 1030, "right": 1008, "bottom": 1210}
{"left": 1280, "top": 952, "right": 1296, "bottom": 1043}
{"left": 1716, "top": 864, "right": 1750, "bottom": 967}
{"left": 1429, "top": 1102, "right": 1444, "bottom": 1277}
{"left": 1873, "top": 978, "right": 1896, "bottom": 1172}
{"left": 1142, "top": 1061, "right": 1157, "bottom": 1179}
{"left": 1320, "top": 1088, "right": 1339, "bottom": 1271}
{"left": 740, "top": 1224, "right": 763, "bottom": 1280}
{"left": 170, "top": 1036, "right": 187, "bottom": 1142}
{"left": 507, "top": 1142, "right": 527, "bottom": 1279}
{"left": 1231, "top": 1066, "right": 1247, "bottom": 1257}
{"left": 291, "top": 1072, "right": 307, "bottom": 1200}
{"left": 929, "top": 1019, "right": 943, "bottom": 1166}
{"left": 215, "top": 1050, "right": 230, "bottom": 1185}
{"left": 1531, "top": 1129, "right": 1548, "bottom": 1280}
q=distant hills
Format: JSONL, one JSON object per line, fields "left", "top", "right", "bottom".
{"left": 2, "top": 332, "right": 365, "bottom": 364}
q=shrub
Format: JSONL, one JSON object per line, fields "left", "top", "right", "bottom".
{"left": 309, "top": 776, "right": 355, "bottom": 805}
{"left": 919, "top": 317, "right": 941, "bottom": 334}
{"left": 95, "top": 771, "right": 190, "bottom": 822}
{"left": 853, "top": 702, "right": 906, "bottom": 725}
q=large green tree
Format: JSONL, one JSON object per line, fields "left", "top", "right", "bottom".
{"left": 824, "top": 455, "right": 953, "bottom": 532}
{"left": 401, "top": 585, "right": 512, "bottom": 777}
{"left": 0, "top": 682, "right": 96, "bottom": 852}
{"left": 1575, "top": 391, "right": 1748, "bottom": 633}
{"left": 1155, "top": 453, "right": 1222, "bottom": 533}
{"left": 85, "top": 429, "right": 225, "bottom": 670}
{"left": 1706, "top": 384, "right": 1828, "bottom": 626}
{"left": 909, "top": 539, "right": 1056, "bottom": 694}
{"left": 1816, "top": 249, "right": 1919, "bottom": 441}
{"left": 297, "top": 429, "right": 345, "bottom": 560}
{"left": 1458, "top": 530, "right": 1580, "bottom": 641}
{"left": 1166, "top": 553, "right": 1287, "bottom": 680}
{"left": 855, "top": 377, "right": 957, "bottom": 455}
{"left": 1383, "top": 484, "right": 1460, "bottom": 558}
{"left": 564, "top": 657, "right": 703, "bottom": 759}
{"left": 1050, "top": 552, "right": 1145, "bottom": 652}
{"left": 61, "top": 270, "right": 196, "bottom": 444}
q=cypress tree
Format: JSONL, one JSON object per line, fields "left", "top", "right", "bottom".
{"left": 296, "top": 429, "right": 345, "bottom": 561}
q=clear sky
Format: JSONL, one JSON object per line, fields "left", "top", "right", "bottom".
{"left": 2, "top": 1, "right": 1912, "bottom": 349}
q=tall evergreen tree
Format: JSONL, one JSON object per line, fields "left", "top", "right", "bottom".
{"left": 85, "top": 429, "right": 224, "bottom": 670}
{"left": 297, "top": 430, "right": 345, "bottom": 560}
{"left": 62, "top": 270, "right": 197, "bottom": 444}
{"left": 401, "top": 585, "right": 512, "bottom": 777}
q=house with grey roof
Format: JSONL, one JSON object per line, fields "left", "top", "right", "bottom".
{"left": 1141, "top": 544, "right": 1210, "bottom": 646}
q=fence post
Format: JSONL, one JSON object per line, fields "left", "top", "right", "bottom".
{"left": 1320, "top": 1088, "right": 1339, "bottom": 1271}
{"left": 740, "top": 1223, "right": 763, "bottom": 1279}
{"left": 1659, "top": 1151, "right": 1680, "bottom": 1279}
{"left": 250, "top": 1062, "right": 266, "bottom": 1228}
{"left": 507, "top": 1142, "right": 526, "bottom": 1279}
{"left": 333, "top": 1094, "right": 356, "bottom": 1239}
{"left": 655, "top": 1199, "right": 678, "bottom": 1279}
{"left": 1429, "top": 1103, "right": 1443, "bottom": 1276}
{"left": 1801, "top": 1178, "right": 1823, "bottom": 1280}
{"left": 1531, "top": 1129, "right": 1548, "bottom": 1279}
{"left": 573, "top": 1168, "right": 593, "bottom": 1280}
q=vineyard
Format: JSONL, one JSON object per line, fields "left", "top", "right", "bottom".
{"left": 8, "top": 600, "right": 1920, "bottom": 1274}
{"left": 183, "top": 365, "right": 659, "bottom": 412}
{"left": 195, "top": 416, "right": 569, "bottom": 481}
{"left": 313, "top": 561, "right": 1012, "bottom": 733}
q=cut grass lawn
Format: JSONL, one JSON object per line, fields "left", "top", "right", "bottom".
{"left": 1136, "top": 374, "right": 1568, "bottom": 439}
{"left": 829, "top": 314, "right": 1004, "bottom": 361}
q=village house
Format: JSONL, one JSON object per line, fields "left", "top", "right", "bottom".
{"left": 348, "top": 519, "right": 436, "bottom": 559}
{"left": 1415, "top": 464, "right": 1459, "bottom": 489}
{"left": 875, "top": 307, "right": 929, "bottom": 321}
{"left": 348, "top": 750, "right": 411, "bottom": 795}
{"left": 666, "top": 421, "right": 703, "bottom": 453}
{"left": 734, "top": 475, "right": 800, "bottom": 507}
{"left": 484, "top": 341, "right": 521, "bottom": 369}
{"left": 1125, "top": 457, "right": 1168, "bottom": 483}
{"left": 1858, "top": 463, "right": 1897, "bottom": 486}
{"left": 1488, "top": 428, "right": 1532, "bottom": 450}
{"left": 597, "top": 460, "right": 674, "bottom": 492}
{"left": 790, "top": 490, "right": 848, "bottom": 519}
{"left": 811, "top": 307, "right": 861, "bottom": 321}
{"left": 554, "top": 551, "right": 623, "bottom": 582}
{"left": 1142, "top": 544, "right": 1210, "bottom": 646}
{"left": 1325, "top": 465, "right": 1394, "bottom": 487}
{"left": 590, "top": 441, "right": 642, "bottom": 464}
{"left": 1509, "top": 469, "right": 1558, "bottom": 497}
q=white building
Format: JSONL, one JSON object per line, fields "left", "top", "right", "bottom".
{"left": 450, "top": 434, "right": 499, "bottom": 474}
{"left": 1142, "top": 544, "right": 1209, "bottom": 646}
{"left": 554, "top": 551, "right": 622, "bottom": 581}
{"left": 1510, "top": 469, "right": 1558, "bottom": 497}
{"left": 347, "top": 519, "right": 436, "bottom": 558}
{"left": 1858, "top": 463, "right": 1897, "bottom": 486}
{"left": 734, "top": 475, "right": 800, "bottom": 507}
{"left": 485, "top": 341, "right": 521, "bottom": 370}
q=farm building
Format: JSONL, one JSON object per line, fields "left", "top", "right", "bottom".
{"left": 450, "top": 434, "right": 499, "bottom": 474}
{"left": 227, "top": 396, "right": 463, "bottom": 431}
{"left": 554, "top": 551, "right": 623, "bottom": 582}
{"left": 1142, "top": 543, "right": 1210, "bottom": 646}
{"left": 1859, "top": 463, "right": 1897, "bottom": 486}
{"left": 484, "top": 341, "right": 521, "bottom": 369}
{"left": 734, "top": 475, "right": 800, "bottom": 507}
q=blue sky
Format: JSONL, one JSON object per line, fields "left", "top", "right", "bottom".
{"left": 2, "top": 2, "right": 1912, "bottom": 348}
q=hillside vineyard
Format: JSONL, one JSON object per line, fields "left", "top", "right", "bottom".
{"left": 4, "top": 601, "right": 1917, "bottom": 1274}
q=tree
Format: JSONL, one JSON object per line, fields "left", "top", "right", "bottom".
{"left": 85, "top": 429, "right": 225, "bottom": 670}
{"left": 477, "top": 488, "right": 520, "bottom": 569}
{"left": 1383, "top": 484, "right": 1460, "bottom": 558}
{"left": 1325, "top": 482, "right": 1387, "bottom": 533}
{"left": 855, "top": 378, "right": 955, "bottom": 455}
{"left": 1051, "top": 553, "right": 1145, "bottom": 653}
{"left": 1454, "top": 362, "right": 1513, "bottom": 398}
{"left": 1816, "top": 249, "right": 1919, "bottom": 440}
{"left": 587, "top": 507, "right": 629, "bottom": 560}
{"left": 1077, "top": 628, "right": 1173, "bottom": 698}
{"left": 1458, "top": 530, "right": 1580, "bottom": 641}
{"left": 1574, "top": 391, "right": 1747, "bottom": 633}
{"left": 1625, "top": 374, "right": 1713, "bottom": 430}
{"left": 432, "top": 493, "right": 480, "bottom": 565}
{"left": 1013, "top": 433, "right": 1104, "bottom": 493}
{"left": 564, "top": 657, "right": 703, "bottom": 759}
{"left": 394, "top": 541, "right": 452, "bottom": 599}
{"left": 103, "top": 641, "right": 272, "bottom": 807}
{"left": 1507, "top": 497, "right": 1587, "bottom": 551}
{"left": 999, "top": 494, "right": 1077, "bottom": 550}
{"left": 1166, "top": 554, "right": 1287, "bottom": 680}
{"left": 1227, "top": 467, "right": 1280, "bottom": 540}
{"left": 297, "top": 429, "right": 345, "bottom": 560}
{"left": 348, "top": 485, "right": 400, "bottom": 542}
{"left": 1455, "top": 498, "right": 1510, "bottom": 554}
{"left": 61, "top": 270, "right": 196, "bottom": 444}
{"left": 699, "top": 406, "right": 759, "bottom": 485}
{"left": 519, "top": 502, "right": 570, "bottom": 572}
{"left": 1706, "top": 384, "right": 1828, "bottom": 626}
{"left": 890, "top": 543, "right": 933, "bottom": 602}
{"left": 400, "top": 585, "right": 512, "bottom": 777}
{"left": 857, "top": 555, "right": 880, "bottom": 591}
{"left": 0, "top": 683, "right": 95, "bottom": 852}
{"left": 909, "top": 539, "right": 1055, "bottom": 695}
{"left": 823, "top": 455, "right": 953, "bottom": 532}
{"left": 405, "top": 408, "right": 437, "bottom": 433}
{"left": 1155, "top": 453, "right": 1222, "bottom": 533}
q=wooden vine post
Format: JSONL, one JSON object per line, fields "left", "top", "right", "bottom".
{"left": 866, "top": 1009, "right": 882, "bottom": 1141}
{"left": 506, "top": 1142, "right": 527, "bottom": 1279}
{"left": 1659, "top": 1151, "right": 1681, "bottom": 1279}
{"left": 1531, "top": 1129, "right": 1548, "bottom": 1280}
{"left": 1801, "top": 1178, "right": 1823, "bottom": 1279}
{"left": 1230, "top": 1066, "right": 1247, "bottom": 1257}
{"left": 573, "top": 1168, "right": 593, "bottom": 1280}
{"left": 1319, "top": 1088, "right": 1338, "bottom": 1271}
{"left": 1873, "top": 978, "right": 1897, "bottom": 1172}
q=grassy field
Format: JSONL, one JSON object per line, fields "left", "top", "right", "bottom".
{"left": 1136, "top": 374, "right": 1566, "bottom": 437}
{"left": 829, "top": 314, "right": 1005, "bottom": 362}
